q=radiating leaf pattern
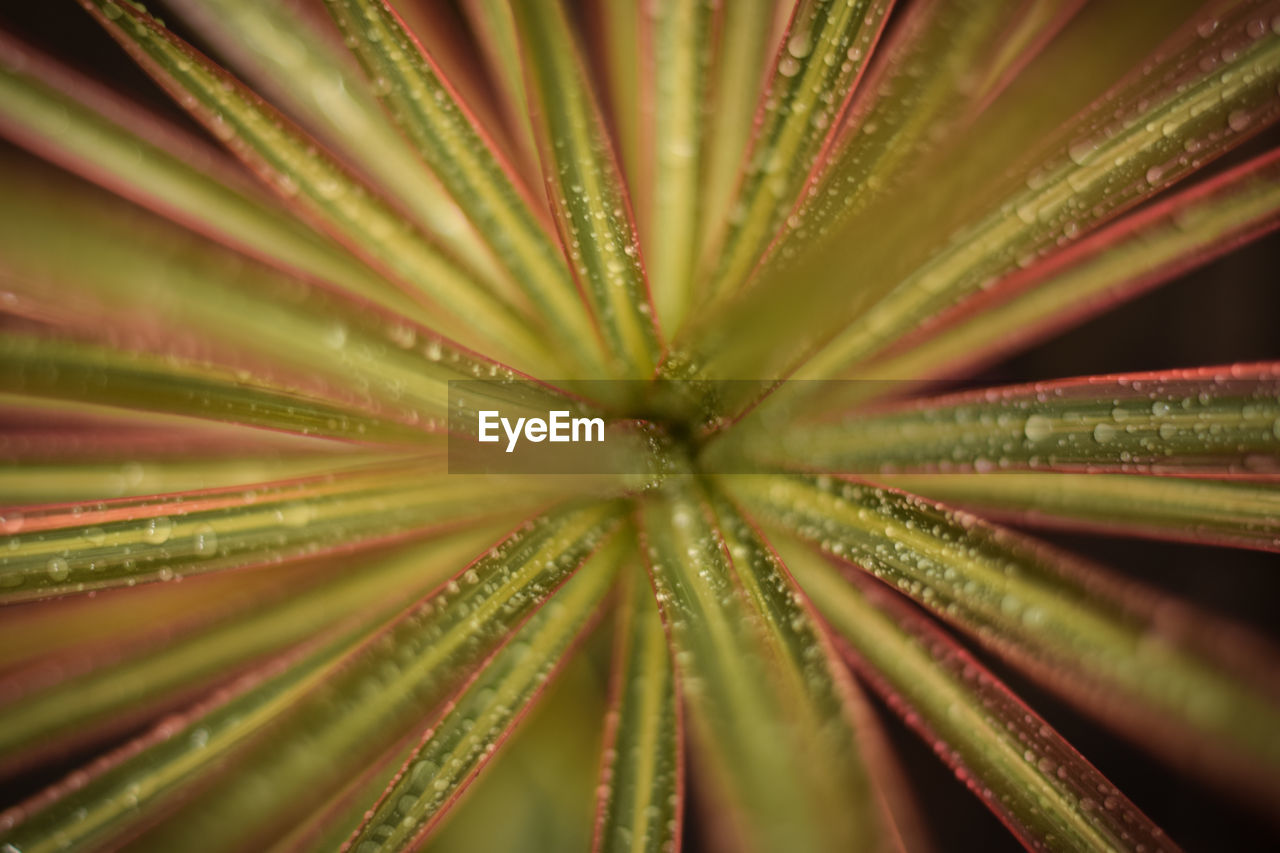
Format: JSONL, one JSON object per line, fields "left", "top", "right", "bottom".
{"left": 79, "top": 0, "right": 552, "bottom": 371}
{"left": 639, "top": 481, "right": 884, "bottom": 853}
{"left": 687, "top": 0, "right": 1280, "bottom": 393}
{"left": 322, "top": 0, "right": 603, "bottom": 374}
{"left": 345, "top": 529, "right": 626, "bottom": 852}
{"left": 0, "top": 36, "right": 421, "bottom": 323}
{"left": 860, "top": 147, "right": 1280, "bottom": 387}
{"left": 875, "top": 472, "right": 1280, "bottom": 551}
{"left": 697, "top": 0, "right": 895, "bottom": 306}
{"left": 510, "top": 0, "right": 661, "bottom": 378}
{"left": 731, "top": 365, "right": 1280, "bottom": 477}
{"left": 1, "top": 1, "right": 1279, "bottom": 850}
{"left": 797, "top": 0, "right": 1280, "bottom": 381}
{"left": 0, "top": 526, "right": 503, "bottom": 776}
{"left": 781, "top": 540, "right": 1176, "bottom": 853}
{"left": 591, "top": 564, "right": 681, "bottom": 853}
{"left": 0, "top": 461, "right": 552, "bottom": 602}
{"left": 159, "top": 0, "right": 512, "bottom": 292}
{"left": 733, "top": 473, "right": 1280, "bottom": 804}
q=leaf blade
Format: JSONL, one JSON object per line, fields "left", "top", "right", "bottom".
{"left": 733, "top": 473, "right": 1280, "bottom": 805}
{"left": 862, "top": 147, "right": 1280, "bottom": 387}
{"left": 697, "top": 0, "right": 896, "bottom": 305}
{"left": 780, "top": 538, "right": 1177, "bottom": 853}
{"left": 875, "top": 472, "right": 1280, "bottom": 551}
{"left": 1, "top": 503, "right": 624, "bottom": 852}
{"left": 162, "top": 0, "right": 509, "bottom": 290}
{"left": 0, "top": 525, "right": 507, "bottom": 777}
{"left": 797, "top": 2, "right": 1280, "bottom": 381}
{"left": 510, "top": 0, "right": 661, "bottom": 378}
{"left": 638, "top": 481, "right": 885, "bottom": 853}
{"left": 345, "top": 527, "right": 627, "bottom": 851}
{"left": 79, "top": 0, "right": 554, "bottom": 371}
{"left": 322, "top": 0, "right": 605, "bottom": 374}
{"left": 0, "top": 459, "right": 548, "bottom": 602}
{"left": 592, "top": 565, "right": 682, "bottom": 853}
{"left": 727, "top": 365, "right": 1280, "bottom": 477}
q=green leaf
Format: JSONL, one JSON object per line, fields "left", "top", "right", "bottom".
{"left": 0, "top": 336, "right": 428, "bottom": 449}
{"left": 730, "top": 365, "right": 1280, "bottom": 476}
{"left": 875, "top": 472, "right": 1280, "bottom": 552}
{"left": 636, "top": 0, "right": 715, "bottom": 334}
{"left": 0, "top": 524, "right": 505, "bottom": 774}
{"left": 686, "top": 1, "right": 1268, "bottom": 390}
{"left": 756, "top": 0, "right": 1081, "bottom": 283}
{"left": 321, "top": 0, "right": 605, "bottom": 375}
{"left": 593, "top": 0, "right": 643, "bottom": 195}
{"left": 423, "top": 641, "right": 607, "bottom": 853}
{"left": 0, "top": 459, "right": 550, "bottom": 602}
{"left": 510, "top": 0, "right": 661, "bottom": 378}
{"left": 0, "top": 36, "right": 428, "bottom": 325}
{"left": 162, "top": 0, "right": 510, "bottom": 291}
{"left": 0, "top": 453, "right": 379, "bottom": 504}
{"left": 780, "top": 538, "right": 1177, "bottom": 853}
{"left": 696, "top": 0, "right": 895, "bottom": 306}
{"left": 638, "top": 481, "right": 884, "bottom": 853}
{"left": 0, "top": 539, "right": 351, "bottom": 672}
{"left": 0, "top": 167, "right": 564, "bottom": 429}
{"left": 860, "top": 148, "right": 1280, "bottom": 388}
{"left": 79, "top": 0, "right": 554, "bottom": 372}
{"left": 0, "top": 503, "right": 623, "bottom": 852}
{"left": 592, "top": 565, "right": 681, "bottom": 853}
{"left": 344, "top": 526, "right": 626, "bottom": 851}
{"left": 732, "top": 473, "right": 1280, "bottom": 803}
{"left": 458, "top": 0, "right": 540, "bottom": 177}
{"left": 795, "top": 2, "right": 1280, "bottom": 381}
{"left": 698, "top": 0, "right": 786, "bottom": 279}
{"left": 0, "top": 538, "right": 473, "bottom": 853}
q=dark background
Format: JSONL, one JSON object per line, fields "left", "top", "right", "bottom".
{"left": 1, "top": 2, "right": 1277, "bottom": 851}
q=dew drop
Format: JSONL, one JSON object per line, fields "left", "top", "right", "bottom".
{"left": 192, "top": 524, "right": 218, "bottom": 557}
{"left": 323, "top": 322, "right": 348, "bottom": 350}
{"left": 786, "top": 32, "right": 812, "bottom": 59}
{"left": 1023, "top": 414, "right": 1053, "bottom": 442}
{"left": 46, "top": 557, "right": 69, "bottom": 582}
{"left": 1067, "top": 138, "right": 1097, "bottom": 166}
{"left": 143, "top": 516, "right": 173, "bottom": 545}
